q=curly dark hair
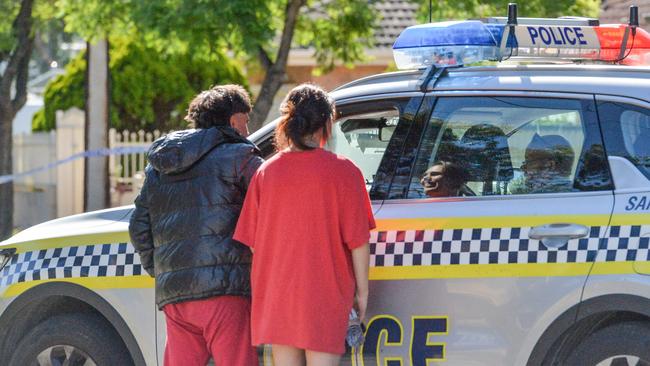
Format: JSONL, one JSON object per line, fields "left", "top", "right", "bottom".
{"left": 432, "top": 161, "right": 468, "bottom": 191}
{"left": 275, "top": 84, "right": 335, "bottom": 150}
{"left": 184, "top": 84, "right": 251, "bottom": 129}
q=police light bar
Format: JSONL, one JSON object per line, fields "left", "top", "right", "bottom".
{"left": 393, "top": 12, "right": 650, "bottom": 69}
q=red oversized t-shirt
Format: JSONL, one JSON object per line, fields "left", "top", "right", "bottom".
{"left": 233, "top": 148, "right": 376, "bottom": 354}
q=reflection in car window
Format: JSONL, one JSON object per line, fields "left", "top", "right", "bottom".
{"left": 406, "top": 97, "right": 611, "bottom": 198}
{"left": 325, "top": 110, "right": 398, "bottom": 188}
{"left": 599, "top": 102, "right": 650, "bottom": 180}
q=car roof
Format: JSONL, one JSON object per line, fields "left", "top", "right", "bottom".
{"left": 331, "top": 65, "right": 650, "bottom": 103}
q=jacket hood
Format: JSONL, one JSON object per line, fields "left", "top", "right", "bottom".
{"left": 148, "top": 127, "right": 247, "bottom": 174}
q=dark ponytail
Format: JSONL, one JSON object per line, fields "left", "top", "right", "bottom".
{"left": 275, "top": 84, "right": 335, "bottom": 151}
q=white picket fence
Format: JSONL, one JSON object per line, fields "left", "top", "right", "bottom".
{"left": 13, "top": 122, "right": 169, "bottom": 227}
{"left": 12, "top": 131, "right": 58, "bottom": 229}
{"left": 108, "top": 128, "right": 167, "bottom": 206}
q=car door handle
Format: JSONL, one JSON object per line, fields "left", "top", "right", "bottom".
{"left": 529, "top": 223, "right": 589, "bottom": 249}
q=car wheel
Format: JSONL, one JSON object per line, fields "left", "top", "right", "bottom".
{"left": 565, "top": 321, "right": 650, "bottom": 366}
{"left": 9, "top": 313, "right": 134, "bottom": 366}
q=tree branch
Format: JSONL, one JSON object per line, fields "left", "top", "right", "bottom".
{"left": 33, "top": 30, "right": 54, "bottom": 69}
{"left": 0, "top": 0, "right": 34, "bottom": 105}
{"left": 273, "top": 0, "right": 305, "bottom": 73}
{"left": 12, "top": 37, "right": 32, "bottom": 112}
{"left": 248, "top": 0, "right": 306, "bottom": 131}
{"left": 257, "top": 45, "right": 273, "bottom": 72}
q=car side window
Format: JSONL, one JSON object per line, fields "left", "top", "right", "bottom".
{"left": 598, "top": 101, "right": 650, "bottom": 180}
{"left": 325, "top": 109, "right": 398, "bottom": 188}
{"left": 405, "top": 96, "right": 611, "bottom": 199}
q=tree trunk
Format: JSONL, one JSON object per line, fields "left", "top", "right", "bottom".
{"left": 0, "top": 0, "right": 34, "bottom": 240}
{"left": 248, "top": 0, "right": 306, "bottom": 132}
{"left": 0, "top": 111, "right": 14, "bottom": 241}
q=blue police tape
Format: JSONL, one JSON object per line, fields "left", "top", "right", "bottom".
{"left": 0, "top": 146, "right": 149, "bottom": 185}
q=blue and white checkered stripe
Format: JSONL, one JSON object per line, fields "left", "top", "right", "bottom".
{"left": 370, "top": 225, "right": 650, "bottom": 267}
{"left": 2, "top": 225, "right": 648, "bottom": 288}
{"left": 0, "top": 243, "right": 143, "bottom": 288}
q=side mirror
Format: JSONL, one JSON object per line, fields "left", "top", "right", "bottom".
{"left": 379, "top": 126, "right": 395, "bottom": 142}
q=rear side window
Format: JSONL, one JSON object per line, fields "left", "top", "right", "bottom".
{"left": 598, "top": 101, "right": 650, "bottom": 180}
{"left": 402, "top": 96, "right": 611, "bottom": 199}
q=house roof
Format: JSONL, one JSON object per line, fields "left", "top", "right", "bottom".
{"left": 374, "top": 0, "right": 419, "bottom": 48}
{"left": 288, "top": 0, "right": 418, "bottom": 65}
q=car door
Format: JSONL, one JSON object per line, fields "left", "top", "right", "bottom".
{"left": 543, "top": 93, "right": 650, "bottom": 366}
{"left": 359, "top": 93, "right": 614, "bottom": 366}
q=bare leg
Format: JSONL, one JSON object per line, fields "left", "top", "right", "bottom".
{"left": 272, "top": 344, "right": 306, "bottom": 366}
{"left": 306, "top": 349, "right": 341, "bottom": 366}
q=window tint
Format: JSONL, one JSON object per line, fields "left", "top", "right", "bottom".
{"left": 405, "top": 97, "right": 611, "bottom": 199}
{"left": 325, "top": 109, "right": 398, "bottom": 188}
{"left": 598, "top": 101, "right": 650, "bottom": 179}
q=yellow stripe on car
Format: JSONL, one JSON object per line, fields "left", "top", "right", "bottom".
{"left": 370, "top": 261, "right": 639, "bottom": 280}
{"left": 375, "top": 214, "right": 612, "bottom": 231}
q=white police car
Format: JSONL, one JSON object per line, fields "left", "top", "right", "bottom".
{"left": 1, "top": 5, "right": 650, "bottom": 365}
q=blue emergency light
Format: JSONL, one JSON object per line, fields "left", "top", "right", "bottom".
{"left": 392, "top": 21, "right": 514, "bottom": 68}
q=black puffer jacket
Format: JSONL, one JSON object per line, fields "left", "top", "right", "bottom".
{"left": 129, "top": 126, "right": 263, "bottom": 308}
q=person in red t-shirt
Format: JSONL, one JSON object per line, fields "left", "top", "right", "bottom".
{"left": 234, "top": 84, "right": 376, "bottom": 366}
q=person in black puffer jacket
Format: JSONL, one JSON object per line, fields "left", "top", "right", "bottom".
{"left": 129, "top": 85, "right": 263, "bottom": 366}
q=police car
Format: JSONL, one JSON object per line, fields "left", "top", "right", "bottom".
{"left": 2, "top": 6, "right": 650, "bottom": 365}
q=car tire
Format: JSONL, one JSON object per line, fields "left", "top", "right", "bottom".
{"left": 564, "top": 321, "right": 650, "bottom": 366}
{"left": 9, "top": 313, "right": 134, "bottom": 366}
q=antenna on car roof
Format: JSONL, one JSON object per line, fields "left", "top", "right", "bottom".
{"left": 630, "top": 5, "right": 640, "bottom": 30}
{"left": 498, "top": 3, "right": 518, "bottom": 61}
{"left": 618, "top": 5, "right": 639, "bottom": 61}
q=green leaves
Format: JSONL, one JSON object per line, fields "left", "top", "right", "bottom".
{"left": 58, "top": 0, "right": 132, "bottom": 40}
{"left": 59, "top": 0, "right": 275, "bottom": 55}
{"left": 32, "top": 51, "right": 84, "bottom": 131}
{"left": 0, "top": 0, "right": 21, "bottom": 61}
{"left": 297, "top": 0, "right": 376, "bottom": 72}
{"left": 33, "top": 36, "right": 248, "bottom": 132}
{"left": 58, "top": 0, "right": 376, "bottom": 72}
{"left": 414, "top": 0, "right": 600, "bottom": 22}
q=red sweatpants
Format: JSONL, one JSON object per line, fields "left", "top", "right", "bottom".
{"left": 162, "top": 296, "right": 258, "bottom": 366}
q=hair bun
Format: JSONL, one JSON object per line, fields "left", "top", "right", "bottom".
{"left": 275, "top": 83, "right": 334, "bottom": 151}
{"left": 292, "top": 111, "right": 307, "bottom": 127}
